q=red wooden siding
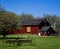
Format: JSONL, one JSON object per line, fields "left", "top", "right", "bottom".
{"left": 20, "top": 26, "right": 27, "bottom": 34}
{"left": 20, "top": 25, "right": 39, "bottom": 34}
{"left": 8, "top": 30, "right": 20, "bottom": 34}
{"left": 9, "top": 25, "right": 39, "bottom": 34}
{"left": 31, "top": 26, "right": 39, "bottom": 34}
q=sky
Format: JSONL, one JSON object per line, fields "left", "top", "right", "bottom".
{"left": 0, "top": 0, "right": 60, "bottom": 17}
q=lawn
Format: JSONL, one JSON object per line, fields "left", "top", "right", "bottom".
{"left": 0, "top": 34, "right": 60, "bottom": 49}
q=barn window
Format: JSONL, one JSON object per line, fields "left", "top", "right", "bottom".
{"left": 27, "top": 27, "right": 31, "bottom": 32}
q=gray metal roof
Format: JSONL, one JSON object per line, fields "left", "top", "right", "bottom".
{"left": 39, "top": 26, "right": 51, "bottom": 32}
{"left": 21, "top": 19, "right": 43, "bottom": 25}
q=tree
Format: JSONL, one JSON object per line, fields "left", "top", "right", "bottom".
{"left": 20, "top": 13, "right": 34, "bottom": 20}
{"left": 0, "top": 11, "right": 21, "bottom": 38}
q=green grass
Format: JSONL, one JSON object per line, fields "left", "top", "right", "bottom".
{"left": 0, "top": 34, "right": 60, "bottom": 49}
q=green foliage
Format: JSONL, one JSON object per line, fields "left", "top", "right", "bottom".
{"left": 0, "top": 10, "right": 21, "bottom": 38}
{"left": 20, "top": 13, "right": 35, "bottom": 20}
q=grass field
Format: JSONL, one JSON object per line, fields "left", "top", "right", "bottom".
{"left": 0, "top": 34, "right": 60, "bottom": 49}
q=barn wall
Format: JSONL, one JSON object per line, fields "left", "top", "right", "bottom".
{"left": 8, "top": 26, "right": 27, "bottom": 34}
{"left": 8, "top": 26, "right": 56, "bottom": 35}
{"left": 20, "top": 25, "right": 39, "bottom": 34}
{"left": 20, "top": 26, "right": 27, "bottom": 34}
{"left": 31, "top": 26, "right": 39, "bottom": 34}
{"left": 8, "top": 30, "right": 20, "bottom": 34}
{"left": 9, "top": 25, "right": 39, "bottom": 34}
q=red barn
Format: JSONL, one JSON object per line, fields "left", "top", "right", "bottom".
{"left": 9, "top": 19, "right": 57, "bottom": 36}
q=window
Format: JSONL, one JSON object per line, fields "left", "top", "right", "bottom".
{"left": 27, "top": 27, "right": 31, "bottom": 32}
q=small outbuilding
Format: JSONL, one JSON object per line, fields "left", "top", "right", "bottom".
{"left": 39, "top": 26, "right": 57, "bottom": 36}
